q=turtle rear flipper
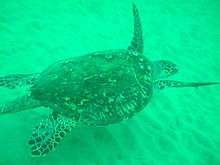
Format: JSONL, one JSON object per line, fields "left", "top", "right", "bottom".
{"left": 0, "top": 73, "right": 39, "bottom": 89}
{"left": 28, "top": 114, "right": 76, "bottom": 157}
{"left": 0, "top": 95, "right": 40, "bottom": 114}
{"left": 154, "top": 80, "right": 219, "bottom": 90}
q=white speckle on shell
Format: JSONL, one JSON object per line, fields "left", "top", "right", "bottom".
{"left": 139, "top": 63, "right": 144, "bottom": 69}
{"left": 105, "top": 54, "right": 113, "bottom": 60}
{"left": 108, "top": 97, "right": 114, "bottom": 103}
{"left": 64, "top": 97, "right": 71, "bottom": 101}
{"left": 139, "top": 58, "right": 144, "bottom": 62}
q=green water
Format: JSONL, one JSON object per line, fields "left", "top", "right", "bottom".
{"left": 0, "top": 0, "right": 220, "bottom": 164}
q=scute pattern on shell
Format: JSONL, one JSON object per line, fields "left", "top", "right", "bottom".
{"left": 31, "top": 50, "right": 153, "bottom": 126}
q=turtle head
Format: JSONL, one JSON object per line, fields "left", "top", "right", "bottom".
{"left": 151, "top": 60, "right": 178, "bottom": 79}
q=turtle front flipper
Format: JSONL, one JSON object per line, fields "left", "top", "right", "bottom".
{"left": 154, "top": 80, "right": 219, "bottom": 90}
{"left": 151, "top": 60, "right": 178, "bottom": 79}
{"left": 28, "top": 114, "right": 76, "bottom": 157}
{"left": 128, "top": 3, "right": 143, "bottom": 54}
{"left": 0, "top": 73, "right": 39, "bottom": 89}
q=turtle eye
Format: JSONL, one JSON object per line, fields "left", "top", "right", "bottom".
{"left": 164, "top": 62, "right": 178, "bottom": 76}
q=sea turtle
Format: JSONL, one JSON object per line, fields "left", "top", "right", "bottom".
{"left": 0, "top": 4, "right": 218, "bottom": 157}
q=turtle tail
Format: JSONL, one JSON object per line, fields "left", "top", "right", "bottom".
{"left": 0, "top": 73, "right": 39, "bottom": 89}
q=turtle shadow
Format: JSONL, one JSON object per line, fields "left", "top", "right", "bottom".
{"left": 30, "top": 124, "right": 133, "bottom": 164}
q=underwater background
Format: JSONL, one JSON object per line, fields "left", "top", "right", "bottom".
{"left": 0, "top": 0, "right": 220, "bottom": 164}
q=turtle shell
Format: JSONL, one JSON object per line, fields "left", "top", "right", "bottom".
{"left": 31, "top": 50, "right": 153, "bottom": 126}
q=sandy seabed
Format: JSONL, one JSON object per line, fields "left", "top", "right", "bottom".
{"left": 0, "top": 0, "right": 220, "bottom": 164}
